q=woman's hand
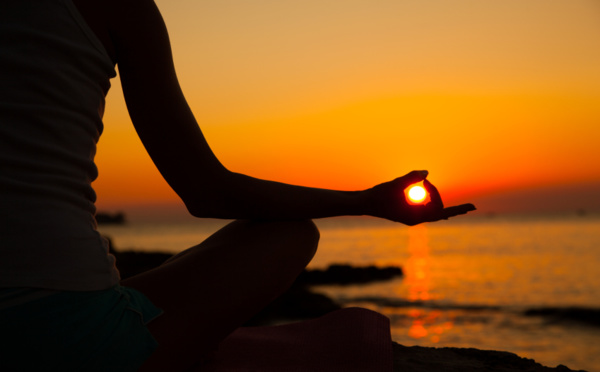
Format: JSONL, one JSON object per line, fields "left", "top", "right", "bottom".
{"left": 365, "top": 170, "right": 476, "bottom": 226}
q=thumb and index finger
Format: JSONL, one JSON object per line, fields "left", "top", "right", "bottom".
{"left": 401, "top": 170, "right": 429, "bottom": 185}
{"left": 401, "top": 170, "right": 443, "bottom": 208}
{"left": 405, "top": 170, "right": 477, "bottom": 221}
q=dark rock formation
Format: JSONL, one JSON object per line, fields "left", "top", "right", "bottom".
{"left": 523, "top": 307, "right": 600, "bottom": 328}
{"left": 392, "top": 343, "right": 587, "bottom": 372}
{"left": 297, "top": 264, "right": 403, "bottom": 285}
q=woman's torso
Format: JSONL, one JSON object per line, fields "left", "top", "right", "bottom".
{"left": 0, "top": 0, "right": 120, "bottom": 291}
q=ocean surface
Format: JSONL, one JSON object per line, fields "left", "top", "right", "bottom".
{"left": 98, "top": 213, "right": 600, "bottom": 372}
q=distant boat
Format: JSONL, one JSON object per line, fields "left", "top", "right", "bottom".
{"left": 95, "top": 212, "right": 126, "bottom": 225}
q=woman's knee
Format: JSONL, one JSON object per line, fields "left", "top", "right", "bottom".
{"left": 235, "top": 219, "right": 320, "bottom": 270}
{"left": 282, "top": 219, "right": 320, "bottom": 267}
{"left": 275, "top": 219, "right": 319, "bottom": 247}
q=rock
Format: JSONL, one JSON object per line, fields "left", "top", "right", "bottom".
{"left": 523, "top": 307, "right": 600, "bottom": 328}
{"left": 297, "top": 264, "right": 403, "bottom": 285}
{"left": 392, "top": 343, "right": 587, "bottom": 372}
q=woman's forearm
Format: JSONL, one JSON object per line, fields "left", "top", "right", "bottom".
{"left": 183, "top": 171, "right": 371, "bottom": 220}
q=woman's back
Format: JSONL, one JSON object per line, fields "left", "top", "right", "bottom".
{"left": 0, "top": 0, "right": 119, "bottom": 291}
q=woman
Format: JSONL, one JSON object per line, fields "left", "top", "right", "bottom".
{"left": 0, "top": 0, "right": 475, "bottom": 370}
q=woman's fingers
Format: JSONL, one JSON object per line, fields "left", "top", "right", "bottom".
{"left": 422, "top": 179, "right": 443, "bottom": 209}
{"left": 400, "top": 170, "right": 429, "bottom": 186}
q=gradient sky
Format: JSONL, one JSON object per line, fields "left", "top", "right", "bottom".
{"left": 95, "top": 0, "right": 600, "bottom": 215}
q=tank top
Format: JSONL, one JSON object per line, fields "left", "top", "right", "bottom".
{"left": 0, "top": 0, "right": 120, "bottom": 290}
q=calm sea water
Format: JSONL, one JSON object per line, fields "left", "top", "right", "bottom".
{"left": 99, "top": 213, "right": 600, "bottom": 371}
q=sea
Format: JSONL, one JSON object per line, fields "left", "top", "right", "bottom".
{"left": 98, "top": 213, "right": 600, "bottom": 372}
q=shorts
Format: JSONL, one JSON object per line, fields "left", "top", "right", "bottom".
{"left": 0, "top": 285, "right": 163, "bottom": 372}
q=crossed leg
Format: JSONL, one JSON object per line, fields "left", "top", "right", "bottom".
{"left": 122, "top": 219, "right": 320, "bottom": 372}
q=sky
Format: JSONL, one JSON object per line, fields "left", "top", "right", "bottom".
{"left": 94, "top": 0, "right": 600, "bottom": 216}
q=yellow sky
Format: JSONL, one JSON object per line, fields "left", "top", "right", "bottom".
{"left": 95, "top": 0, "right": 600, "bottom": 214}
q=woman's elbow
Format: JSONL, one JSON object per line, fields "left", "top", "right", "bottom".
{"left": 182, "top": 194, "right": 229, "bottom": 219}
{"left": 176, "top": 170, "right": 238, "bottom": 218}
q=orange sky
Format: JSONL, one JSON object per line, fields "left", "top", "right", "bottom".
{"left": 94, "top": 0, "right": 600, "bottom": 216}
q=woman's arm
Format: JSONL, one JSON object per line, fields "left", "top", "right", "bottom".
{"left": 110, "top": 0, "right": 474, "bottom": 223}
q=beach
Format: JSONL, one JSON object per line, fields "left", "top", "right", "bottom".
{"left": 100, "top": 212, "right": 600, "bottom": 371}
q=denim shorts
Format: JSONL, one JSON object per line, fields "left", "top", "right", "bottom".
{"left": 0, "top": 285, "right": 162, "bottom": 372}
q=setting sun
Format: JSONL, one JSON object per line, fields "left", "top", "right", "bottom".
{"left": 406, "top": 184, "right": 428, "bottom": 205}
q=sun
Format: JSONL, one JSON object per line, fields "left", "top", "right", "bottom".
{"left": 406, "top": 184, "right": 428, "bottom": 204}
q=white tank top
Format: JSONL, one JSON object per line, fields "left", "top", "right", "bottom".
{"left": 0, "top": 0, "right": 120, "bottom": 290}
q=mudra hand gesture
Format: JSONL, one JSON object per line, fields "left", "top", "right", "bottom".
{"left": 366, "top": 170, "right": 476, "bottom": 226}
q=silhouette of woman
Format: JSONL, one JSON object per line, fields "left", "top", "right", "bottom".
{"left": 0, "top": 0, "right": 475, "bottom": 370}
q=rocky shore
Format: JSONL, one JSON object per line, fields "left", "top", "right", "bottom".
{"left": 391, "top": 343, "right": 586, "bottom": 372}
{"left": 109, "top": 244, "right": 588, "bottom": 371}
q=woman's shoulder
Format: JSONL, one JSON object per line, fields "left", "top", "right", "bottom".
{"left": 71, "top": 0, "right": 116, "bottom": 63}
{"left": 71, "top": 0, "right": 164, "bottom": 65}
